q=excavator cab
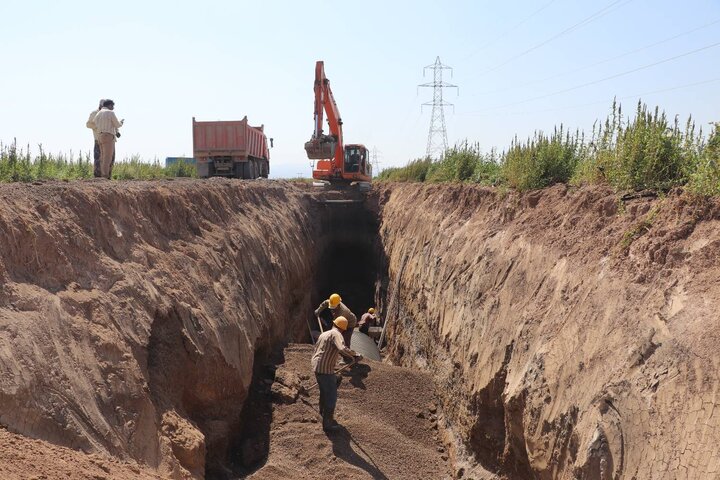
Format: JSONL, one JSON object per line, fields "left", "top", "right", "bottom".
{"left": 344, "top": 145, "right": 370, "bottom": 176}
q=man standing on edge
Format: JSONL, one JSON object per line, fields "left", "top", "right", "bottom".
{"left": 311, "top": 316, "right": 361, "bottom": 431}
{"left": 315, "top": 293, "right": 357, "bottom": 349}
{"left": 86, "top": 99, "right": 104, "bottom": 177}
{"left": 93, "top": 99, "right": 123, "bottom": 179}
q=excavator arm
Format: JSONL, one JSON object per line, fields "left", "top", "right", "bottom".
{"left": 305, "top": 61, "right": 343, "bottom": 167}
{"left": 305, "top": 60, "right": 372, "bottom": 184}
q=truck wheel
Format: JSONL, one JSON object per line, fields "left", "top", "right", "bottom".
{"left": 238, "top": 159, "right": 253, "bottom": 180}
{"left": 237, "top": 161, "right": 248, "bottom": 179}
{"left": 261, "top": 160, "right": 269, "bottom": 178}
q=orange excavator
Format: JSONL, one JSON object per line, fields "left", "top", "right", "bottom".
{"left": 305, "top": 61, "right": 372, "bottom": 185}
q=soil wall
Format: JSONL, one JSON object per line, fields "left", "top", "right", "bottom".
{"left": 0, "top": 179, "right": 319, "bottom": 478}
{"left": 375, "top": 183, "right": 720, "bottom": 479}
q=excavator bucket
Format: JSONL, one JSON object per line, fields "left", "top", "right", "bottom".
{"left": 305, "top": 138, "right": 337, "bottom": 160}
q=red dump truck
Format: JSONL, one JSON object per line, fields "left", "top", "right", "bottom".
{"left": 192, "top": 116, "right": 271, "bottom": 179}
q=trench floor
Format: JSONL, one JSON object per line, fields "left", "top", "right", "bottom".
{"left": 241, "top": 344, "right": 452, "bottom": 480}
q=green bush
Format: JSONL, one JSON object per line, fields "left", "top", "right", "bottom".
{"left": 472, "top": 148, "right": 503, "bottom": 185}
{"left": 377, "top": 157, "right": 432, "bottom": 182}
{"left": 502, "top": 126, "right": 582, "bottom": 191}
{"left": 425, "top": 141, "right": 501, "bottom": 184}
{"left": 0, "top": 141, "right": 92, "bottom": 181}
{"left": 0, "top": 143, "right": 193, "bottom": 182}
{"left": 426, "top": 142, "right": 477, "bottom": 182}
{"left": 165, "top": 159, "right": 197, "bottom": 178}
{"left": 378, "top": 143, "right": 501, "bottom": 185}
{"left": 378, "top": 100, "right": 717, "bottom": 195}
{"left": 573, "top": 101, "right": 702, "bottom": 191}
{"left": 688, "top": 123, "right": 720, "bottom": 196}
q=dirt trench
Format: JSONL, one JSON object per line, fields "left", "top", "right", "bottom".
{"left": 0, "top": 179, "right": 719, "bottom": 479}
{"left": 0, "top": 180, "right": 421, "bottom": 479}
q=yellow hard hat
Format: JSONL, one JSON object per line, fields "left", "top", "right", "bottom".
{"left": 333, "top": 316, "right": 348, "bottom": 331}
{"left": 328, "top": 293, "right": 342, "bottom": 309}
{"left": 368, "top": 308, "right": 375, "bottom": 314}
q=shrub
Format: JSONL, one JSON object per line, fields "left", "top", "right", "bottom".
{"left": 112, "top": 156, "right": 166, "bottom": 180}
{"left": 425, "top": 141, "right": 501, "bottom": 184}
{"left": 688, "top": 122, "right": 720, "bottom": 196}
{"left": 0, "top": 143, "right": 190, "bottom": 182}
{"left": 426, "top": 142, "right": 477, "bottom": 182}
{"left": 573, "top": 100, "right": 702, "bottom": 191}
{"left": 501, "top": 126, "right": 582, "bottom": 191}
{"left": 164, "top": 159, "right": 196, "bottom": 178}
{"left": 377, "top": 157, "right": 432, "bottom": 182}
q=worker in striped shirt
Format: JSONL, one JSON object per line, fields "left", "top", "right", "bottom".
{"left": 311, "top": 316, "right": 362, "bottom": 431}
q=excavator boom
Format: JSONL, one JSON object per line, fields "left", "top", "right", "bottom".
{"left": 304, "top": 61, "right": 371, "bottom": 184}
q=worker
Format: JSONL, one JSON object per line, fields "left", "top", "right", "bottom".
{"left": 315, "top": 293, "right": 357, "bottom": 349}
{"left": 311, "top": 316, "right": 362, "bottom": 431}
{"left": 92, "top": 99, "right": 123, "bottom": 179}
{"left": 358, "top": 307, "right": 377, "bottom": 335}
{"left": 85, "top": 99, "right": 104, "bottom": 177}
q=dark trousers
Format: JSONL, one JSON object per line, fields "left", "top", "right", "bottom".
{"left": 342, "top": 328, "right": 353, "bottom": 349}
{"left": 93, "top": 141, "right": 101, "bottom": 177}
{"left": 315, "top": 372, "right": 337, "bottom": 414}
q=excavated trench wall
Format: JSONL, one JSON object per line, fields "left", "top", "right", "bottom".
{"left": 0, "top": 180, "right": 323, "bottom": 479}
{"left": 2, "top": 180, "right": 719, "bottom": 480}
{"left": 374, "top": 183, "right": 720, "bottom": 479}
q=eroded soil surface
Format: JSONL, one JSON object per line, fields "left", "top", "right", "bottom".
{"left": 0, "top": 427, "right": 162, "bottom": 479}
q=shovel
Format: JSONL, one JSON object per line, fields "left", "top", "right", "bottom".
{"left": 300, "top": 358, "right": 358, "bottom": 395}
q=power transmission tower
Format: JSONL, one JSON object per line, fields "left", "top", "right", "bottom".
{"left": 419, "top": 56, "right": 458, "bottom": 160}
{"left": 371, "top": 147, "right": 382, "bottom": 176}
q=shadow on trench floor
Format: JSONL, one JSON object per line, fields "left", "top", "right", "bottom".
{"left": 222, "top": 347, "right": 285, "bottom": 479}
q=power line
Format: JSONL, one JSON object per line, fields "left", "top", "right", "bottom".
{"left": 462, "top": 40, "right": 720, "bottom": 114}
{"left": 461, "top": 0, "right": 558, "bottom": 61}
{"left": 465, "top": 77, "right": 720, "bottom": 118}
{"left": 471, "top": 17, "right": 720, "bottom": 97}
{"left": 471, "top": 0, "right": 634, "bottom": 78}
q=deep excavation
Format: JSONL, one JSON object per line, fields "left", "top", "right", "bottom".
{"left": 0, "top": 179, "right": 719, "bottom": 479}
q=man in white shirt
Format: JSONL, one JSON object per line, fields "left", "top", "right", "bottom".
{"left": 92, "top": 99, "right": 124, "bottom": 179}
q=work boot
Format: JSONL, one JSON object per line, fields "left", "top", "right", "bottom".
{"left": 322, "top": 408, "right": 340, "bottom": 431}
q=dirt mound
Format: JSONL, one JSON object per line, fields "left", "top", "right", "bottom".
{"left": 247, "top": 344, "right": 452, "bottom": 480}
{"left": 0, "top": 179, "right": 320, "bottom": 478}
{"left": 0, "top": 427, "right": 162, "bottom": 479}
{"left": 374, "top": 183, "right": 720, "bottom": 479}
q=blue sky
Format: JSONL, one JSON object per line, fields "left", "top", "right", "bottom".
{"left": 0, "top": 0, "right": 718, "bottom": 178}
